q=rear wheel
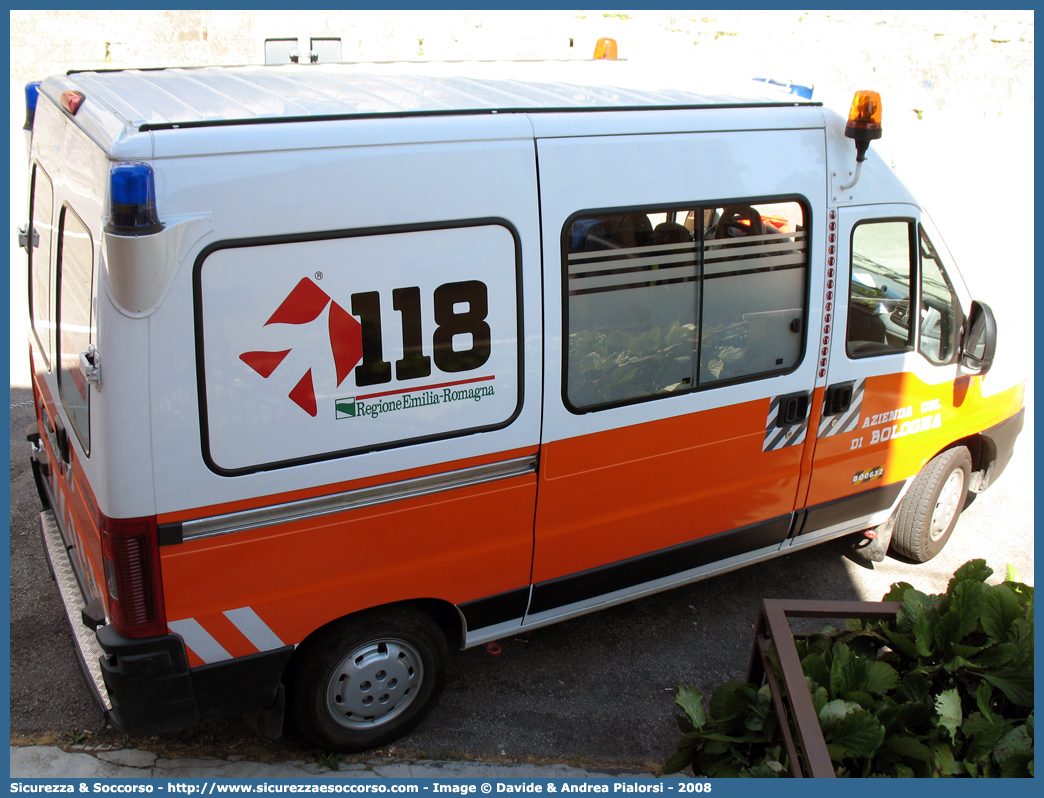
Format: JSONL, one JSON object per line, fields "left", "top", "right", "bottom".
{"left": 890, "top": 446, "right": 972, "bottom": 562}
{"left": 287, "top": 608, "right": 449, "bottom": 752}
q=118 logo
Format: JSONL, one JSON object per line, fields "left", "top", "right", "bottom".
{"left": 239, "top": 277, "right": 492, "bottom": 416}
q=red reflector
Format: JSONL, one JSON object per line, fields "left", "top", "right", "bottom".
{"left": 61, "top": 90, "right": 85, "bottom": 115}
{"left": 100, "top": 514, "right": 166, "bottom": 638}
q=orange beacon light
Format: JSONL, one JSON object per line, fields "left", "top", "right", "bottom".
{"left": 845, "top": 90, "right": 882, "bottom": 162}
{"left": 593, "top": 38, "right": 618, "bottom": 60}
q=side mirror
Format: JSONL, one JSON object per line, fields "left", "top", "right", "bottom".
{"left": 961, "top": 300, "right": 997, "bottom": 376}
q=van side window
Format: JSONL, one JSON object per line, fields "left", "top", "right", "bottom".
{"left": 29, "top": 164, "right": 55, "bottom": 367}
{"left": 564, "top": 200, "right": 808, "bottom": 410}
{"left": 565, "top": 211, "right": 699, "bottom": 408}
{"left": 701, "top": 203, "right": 807, "bottom": 383}
{"left": 917, "top": 226, "right": 959, "bottom": 365}
{"left": 846, "top": 220, "right": 915, "bottom": 358}
{"left": 56, "top": 207, "right": 95, "bottom": 454}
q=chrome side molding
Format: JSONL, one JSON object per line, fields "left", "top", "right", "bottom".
{"left": 181, "top": 455, "right": 538, "bottom": 542}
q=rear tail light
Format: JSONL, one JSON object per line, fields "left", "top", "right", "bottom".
{"left": 100, "top": 514, "right": 167, "bottom": 638}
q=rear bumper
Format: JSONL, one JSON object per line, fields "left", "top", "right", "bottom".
{"left": 39, "top": 508, "right": 293, "bottom": 737}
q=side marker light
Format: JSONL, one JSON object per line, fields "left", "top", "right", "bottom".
{"left": 61, "top": 90, "right": 85, "bottom": 116}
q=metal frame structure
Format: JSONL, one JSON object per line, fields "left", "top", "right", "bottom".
{"left": 747, "top": 598, "right": 901, "bottom": 778}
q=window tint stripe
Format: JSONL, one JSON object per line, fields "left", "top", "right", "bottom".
{"left": 705, "top": 260, "right": 807, "bottom": 280}
{"left": 569, "top": 264, "right": 697, "bottom": 289}
{"left": 567, "top": 250, "right": 698, "bottom": 275}
{"left": 568, "top": 241, "right": 697, "bottom": 262}
{"left": 569, "top": 273, "right": 699, "bottom": 297}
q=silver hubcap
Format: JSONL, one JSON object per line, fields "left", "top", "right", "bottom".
{"left": 929, "top": 468, "right": 965, "bottom": 542}
{"left": 326, "top": 639, "right": 423, "bottom": 730}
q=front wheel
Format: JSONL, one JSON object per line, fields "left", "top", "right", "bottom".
{"left": 287, "top": 608, "right": 449, "bottom": 752}
{"left": 890, "top": 446, "right": 972, "bottom": 563}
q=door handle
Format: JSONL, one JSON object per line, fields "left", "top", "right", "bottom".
{"left": 53, "top": 413, "right": 70, "bottom": 468}
{"left": 79, "top": 344, "right": 100, "bottom": 387}
{"left": 824, "top": 381, "right": 855, "bottom": 416}
{"left": 18, "top": 223, "right": 38, "bottom": 252}
{"left": 775, "top": 391, "right": 810, "bottom": 427}
{"left": 40, "top": 412, "right": 63, "bottom": 475}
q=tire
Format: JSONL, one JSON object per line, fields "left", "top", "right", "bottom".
{"left": 287, "top": 608, "right": 449, "bottom": 752}
{"left": 890, "top": 446, "right": 972, "bottom": 563}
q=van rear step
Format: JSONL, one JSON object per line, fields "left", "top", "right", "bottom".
{"left": 39, "top": 509, "right": 112, "bottom": 712}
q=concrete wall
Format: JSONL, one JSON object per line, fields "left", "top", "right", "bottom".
{"left": 8, "top": 10, "right": 1034, "bottom": 385}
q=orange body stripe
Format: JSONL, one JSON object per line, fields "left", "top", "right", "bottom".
{"left": 534, "top": 398, "right": 802, "bottom": 583}
{"left": 160, "top": 473, "right": 537, "bottom": 646}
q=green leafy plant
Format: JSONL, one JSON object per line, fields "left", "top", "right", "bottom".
{"left": 665, "top": 681, "right": 787, "bottom": 777}
{"left": 665, "top": 560, "right": 1033, "bottom": 777}
{"left": 316, "top": 750, "right": 345, "bottom": 770}
{"left": 63, "top": 728, "right": 92, "bottom": 746}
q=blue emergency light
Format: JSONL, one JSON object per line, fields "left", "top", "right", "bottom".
{"left": 752, "top": 77, "right": 814, "bottom": 100}
{"left": 107, "top": 162, "right": 163, "bottom": 235}
{"left": 24, "top": 82, "right": 41, "bottom": 131}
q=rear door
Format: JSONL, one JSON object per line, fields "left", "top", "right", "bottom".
{"left": 155, "top": 120, "right": 547, "bottom": 654}
{"left": 529, "top": 123, "right": 827, "bottom": 624}
{"left": 35, "top": 193, "right": 107, "bottom": 608}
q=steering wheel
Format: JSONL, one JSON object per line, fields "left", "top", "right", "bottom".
{"left": 714, "top": 206, "right": 765, "bottom": 239}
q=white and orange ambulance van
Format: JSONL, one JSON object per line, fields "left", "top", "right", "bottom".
{"left": 20, "top": 64, "right": 1024, "bottom": 752}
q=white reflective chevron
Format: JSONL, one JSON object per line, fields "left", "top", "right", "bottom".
{"left": 819, "top": 378, "right": 867, "bottom": 438}
{"left": 170, "top": 608, "right": 286, "bottom": 664}
{"left": 763, "top": 395, "right": 809, "bottom": 451}
{"left": 168, "top": 618, "right": 232, "bottom": 664}
{"left": 224, "top": 607, "right": 285, "bottom": 652}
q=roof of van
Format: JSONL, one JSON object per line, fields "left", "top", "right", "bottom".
{"left": 48, "top": 62, "right": 819, "bottom": 132}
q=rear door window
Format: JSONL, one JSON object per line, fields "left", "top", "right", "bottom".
{"left": 29, "top": 164, "right": 55, "bottom": 366}
{"left": 56, "top": 207, "right": 95, "bottom": 453}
